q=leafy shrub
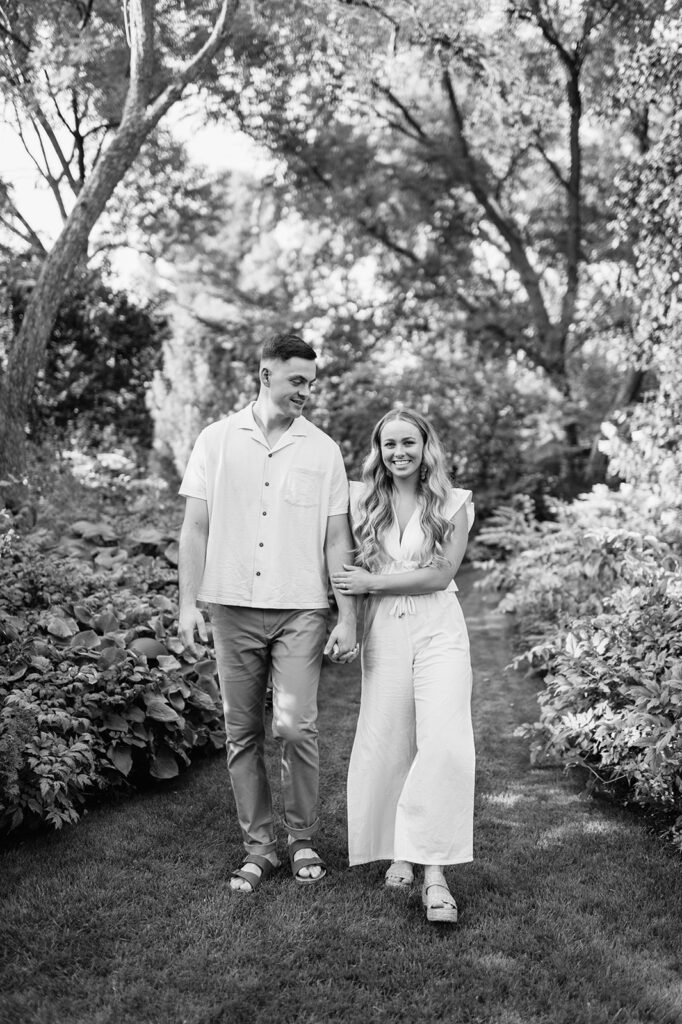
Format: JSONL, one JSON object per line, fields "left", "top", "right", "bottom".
{"left": 477, "top": 484, "right": 682, "bottom": 847}
{"left": 0, "top": 505, "right": 224, "bottom": 833}
{"left": 476, "top": 485, "right": 679, "bottom": 658}
{"left": 517, "top": 561, "right": 682, "bottom": 847}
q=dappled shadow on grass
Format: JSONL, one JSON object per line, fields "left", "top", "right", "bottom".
{"left": 2, "top": 570, "right": 682, "bottom": 1024}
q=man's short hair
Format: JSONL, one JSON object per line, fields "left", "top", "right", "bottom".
{"left": 261, "top": 332, "right": 317, "bottom": 363}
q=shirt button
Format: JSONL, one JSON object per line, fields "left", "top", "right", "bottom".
{"left": 268, "top": 453, "right": 273, "bottom": 458}
{"left": 262, "top": 511, "right": 267, "bottom": 516}
{"left": 256, "top": 571, "right": 261, "bottom": 577}
{"left": 265, "top": 482, "right": 270, "bottom": 486}
{"left": 259, "top": 543, "right": 264, "bottom": 547}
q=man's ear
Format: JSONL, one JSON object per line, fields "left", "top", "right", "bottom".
{"left": 260, "top": 366, "right": 271, "bottom": 387}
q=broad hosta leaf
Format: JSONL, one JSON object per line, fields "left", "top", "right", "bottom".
{"left": 102, "top": 712, "right": 129, "bottom": 731}
{"left": 127, "top": 526, "right": 165, "bottom": 546}
{"left": 194, "top": 659, "right": 218, "bottom": 679}
{"left": 209, "top": 730, "right": 227, "bottom": 750}
{"left": 149, "top": 748, "right": 179, "bottom": 779}
{"left": 108, "top": 743, "right": 133, "bottom": 776}
{"left": 129, "top": 637, "right": 167, "bottom": 659}
{"left": 95, "top": 610, "right": 120, "bottom": 633}
{"left": 30, "top": 640, "right": 54, "bottom": 658}
{"left": 45, "top": 615, "right": 78, "bottom": 638}
{"left": 190, "top": 688, "right": 220, "bottom": 712}
{"left": 98, "top": 647, "right": 128, "bottom": 669}
{"left": 143, "top": 694, "right": 183, "bottom": 723}
{"left": 69, "top": 630, "right": 102, "bottom": 650}
{"left": 94, "top": 548, "right": 128, "bottom": 569}
{"left": 165, "top": 679, "right": 190, "bottom": 698}
{"left": 168, "top": 692, "right": 186, "bottom": 711}
{"left": 126, "top": 705, "right": 146, "bottom": 723}
{"left": 164, "top": 541, "right": 179, "bottom": 566}
{"left": 195, "top": 678, "right": 221, "bottom": 703}
{"left": 28, "top": 655, "right": 52, "bottom": 673}
{"left": 57, "top": 537, "right": 92, "bottom": 558}
{"left": 7, "top": 665, "right": 27, "bottom": 683}
{"left": 165, "top": 637, "right": 185, "bottom": 654}
{"left": 157, "top": 654, "right": 182, "bottom": 672}
{"left": 72, "top": 520, "right": 118, "bottom": 543}
{"left": 72, "top": 604, "right": 95, "bottom": 627}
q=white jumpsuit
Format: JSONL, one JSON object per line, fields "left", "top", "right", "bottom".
{"left": 347, "top": 486, "right": 475, "bottom": 866}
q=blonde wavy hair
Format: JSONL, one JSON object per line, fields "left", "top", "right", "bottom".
{"left": 354, "top": 408, "right": 454, "bottom": 571}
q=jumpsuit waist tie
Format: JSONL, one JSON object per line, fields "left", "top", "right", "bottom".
{"left": 380, "top": 559, "right": 420, "bottom": 619}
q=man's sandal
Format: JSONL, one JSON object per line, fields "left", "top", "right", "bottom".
{"left": 385, "top": 860, "right": 414, "bottom": 890}
{"left": 230, "top": 854, "right": 278, "bottom": 894}
{"left": 288, "top": 839, "right": 327, "bottom": 885}
{"left": 422, "top": 882, "right": 458, "bottom": 924}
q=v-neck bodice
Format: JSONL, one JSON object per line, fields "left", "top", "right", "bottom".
{"left": 348, "top": 481, "right": 475, "bottom": 617}
{"left": 349, "top": 481, "right": 475, "bottom": 571}
{"left": 387, "top": 500, "right": 422, "bottom": 560}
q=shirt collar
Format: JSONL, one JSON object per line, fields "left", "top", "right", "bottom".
{"left": 234, "top": 403, "right": 311, "bottom": 439}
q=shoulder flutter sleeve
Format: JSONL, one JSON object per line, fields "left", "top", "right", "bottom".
{"left": 446, "top": 487, "right": 475, "bottom": 533}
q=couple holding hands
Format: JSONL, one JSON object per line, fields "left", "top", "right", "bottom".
{"left": 178, "top": 333, "right": 475, "bottom": 926}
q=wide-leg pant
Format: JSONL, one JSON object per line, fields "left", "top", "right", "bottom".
{"left": 210, "top": 605, "right": 327, "bottom": 856}
{"left": 347, "top": 590, "right": 475, "bottom": 866}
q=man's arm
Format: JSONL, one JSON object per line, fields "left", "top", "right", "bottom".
{"left": 323, "top": 512, "right": 358, "bottom": 661}
{"left": 178, "top": 496, "right": 210, "bottom": 655}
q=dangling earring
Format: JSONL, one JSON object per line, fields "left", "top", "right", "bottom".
{"left": 420, "top": 464, "right": 427, "bottom": 482}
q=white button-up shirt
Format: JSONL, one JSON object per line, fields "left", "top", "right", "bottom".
{"left": 179, "top": 405, "right": 349, "bottom": 608}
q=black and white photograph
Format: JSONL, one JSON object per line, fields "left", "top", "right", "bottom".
{"left": 1, "top": 2, "right": 681, "bottom": 1022}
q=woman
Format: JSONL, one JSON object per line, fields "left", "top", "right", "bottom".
{"left": 332, "top": 409, "right": 475, "bottom": 924}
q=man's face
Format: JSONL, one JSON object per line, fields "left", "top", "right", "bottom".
{"left": 265, "top": 357, "right": 317, "bottom": 419}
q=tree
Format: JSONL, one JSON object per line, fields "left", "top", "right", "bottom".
{"left": 599, "top": 13, "right": 682, "bottom": 534}
{"left": 0, "top": 0, "right": 240, "bottom": 496}
{"left": 213, "top": 0, "right": 669, "bottom": 480}
{"left": 22, "top": 268, "right": 168, "bottom": 451}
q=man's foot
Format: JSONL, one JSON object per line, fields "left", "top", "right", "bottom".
{"left": 385, "top": 860, "right": 414, "bottom": 890}
{"left": 288, "top": 838, "right": 326, "bottom": 884}
{"left": 230, "top": 852, "right": 279, "bottom": 893}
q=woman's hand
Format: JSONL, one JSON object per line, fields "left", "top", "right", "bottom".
{"left": 332, "top": 563, "right": 374, "bottom": 596}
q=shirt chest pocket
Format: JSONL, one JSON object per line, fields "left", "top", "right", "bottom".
{"left": 284, "top": 468, "right": 324, "bottom": 507}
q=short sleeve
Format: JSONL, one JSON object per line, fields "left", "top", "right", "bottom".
{"left": 446, "top": 487, "right": 474, "bottom": 532}
{"left": 179, "top": 429, "right": 207, "bottom": 500}
{"left": 327, "top": 444, "right": 350, "bottom": 516}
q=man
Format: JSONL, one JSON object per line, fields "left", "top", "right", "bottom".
{"left": 178, "top": 332, "right": 357, "bottom": 893}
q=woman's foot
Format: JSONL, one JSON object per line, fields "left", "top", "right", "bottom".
{"left": 230, "top": 851, "right": 279, "bottom": 892}
{"left": 385, "top": 860, "right": 414, "bottom": 890}
{"left": 422, "top": 867, "right": 458, "bottom": 924}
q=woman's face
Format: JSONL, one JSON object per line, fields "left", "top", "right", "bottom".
{"left": 379, "top": 418, "right": 424, "bottom": 483}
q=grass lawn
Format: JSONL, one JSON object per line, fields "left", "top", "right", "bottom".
{"left": 2, "top": 570, "right": 681, "bottom": 1024}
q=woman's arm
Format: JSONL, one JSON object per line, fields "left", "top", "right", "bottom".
{"left": 332, "top": 505, "right": 469, "bottom": 597}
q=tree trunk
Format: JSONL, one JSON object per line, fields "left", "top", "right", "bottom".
{"left": 0, "top": 0, "right": 237, "bottom": 493}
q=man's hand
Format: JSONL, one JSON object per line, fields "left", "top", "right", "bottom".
{"left": 178, "top": 606, "right": 208, "bottom": 658}
{"left": 324, "top": 620, "right": 359, "bottom": 664}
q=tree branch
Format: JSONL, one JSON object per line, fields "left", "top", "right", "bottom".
{"left": 441, "top": 67, "right": 555, "bottom": 349}
{"left": 357, "top": 216, "right": 421, "bottom": 263}
{"left": 372, "top": 80, "right": 430, "bottom": 142}
{"left": 532, "top": 130, "right": 570, "bottom": 190}
{"left": 0, "top": 188, "right": 47, "bottom": 254}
